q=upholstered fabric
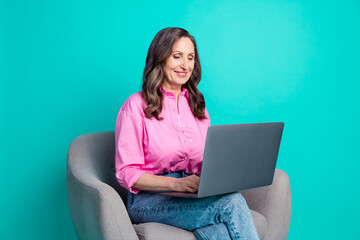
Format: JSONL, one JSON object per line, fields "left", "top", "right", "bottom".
{"left": 133, "top": 222, "right": 197, "bottom": 240}
{"left": 241, "top": 169, "right": 291, "bottom": 240}
{"left": 67, "top": 131, "right": 291, "bottom": 240}
{"left": 132, "top": 210, "right": 267, "bottom": 240}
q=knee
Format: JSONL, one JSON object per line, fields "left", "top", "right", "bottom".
{"left": 225, "top": 192, "right": 248, "bottom": 210}
{"left": 214, "top": 193, "right": 251, "bottom": 223}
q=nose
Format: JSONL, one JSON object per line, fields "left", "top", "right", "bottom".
{"left": 180, "top": 58, "right": 190, "bottom": 70}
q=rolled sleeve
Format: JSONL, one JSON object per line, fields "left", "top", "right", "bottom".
{"left": 115, "top": 108, "right": 147, "bottom": 194}
{"left": 116, "top": 167, "right": 147, "bottom": 194}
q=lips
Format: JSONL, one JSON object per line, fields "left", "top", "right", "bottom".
{"left": 175, "top": 71, "right": 188, "bottom": 77}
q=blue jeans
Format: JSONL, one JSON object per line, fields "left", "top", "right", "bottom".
{"left": 127, "top": 172, "right": 259, "bottom": 240}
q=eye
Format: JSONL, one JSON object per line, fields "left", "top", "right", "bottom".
{"left": 173, "top": 55, "right": 180, "bottom": 59}
{"left": 188, "top": 57, "right": 194, "bottom": 61}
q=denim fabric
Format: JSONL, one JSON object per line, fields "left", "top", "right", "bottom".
{"left": 127, "top": 172, "right": 259, "bottom": 240}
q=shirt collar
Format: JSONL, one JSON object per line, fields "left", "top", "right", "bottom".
{"left": 160, "top": 86, "right": 189, "bottom": 99}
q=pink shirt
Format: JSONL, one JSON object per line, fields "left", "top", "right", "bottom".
{"left": 115, "top": 88, "right": 210, "bottom": 193}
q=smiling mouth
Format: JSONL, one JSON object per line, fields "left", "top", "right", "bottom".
{"left": 175, "top": 71, "right": 188, "bottom": 77}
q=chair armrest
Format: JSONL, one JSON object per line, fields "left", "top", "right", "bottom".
{"left": 67, "top": 163, "right": 139, "bottom": 240}
{"left": 240, "top": 168, "right": 291, "bottom": 240}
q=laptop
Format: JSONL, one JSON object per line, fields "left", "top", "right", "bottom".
{"left": 159, "top": 122, "right": 284, "bottom": 198}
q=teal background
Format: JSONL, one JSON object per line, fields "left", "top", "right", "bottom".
{"left": 1, "top": 0, "right": 359, "bottom": 239}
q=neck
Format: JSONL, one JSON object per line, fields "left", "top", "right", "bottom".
{"left": 162, "top": 83, "right": 182, "bottom": 99}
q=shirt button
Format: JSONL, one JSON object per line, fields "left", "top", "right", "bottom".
{"left": 182, "top": 125, "right": 185, "bottom": 128}
{"left": 184, "top": 157, "right": 188, "bottom": 160}
{"left": 189, "top": 139, "right": 193, "bottom": 142}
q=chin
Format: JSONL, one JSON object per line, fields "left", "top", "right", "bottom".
{"left": 176, "top": 77, "right": 191, "bottom": 85}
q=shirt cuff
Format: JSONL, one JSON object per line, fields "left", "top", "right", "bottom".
{"left": 125, "top": 169, "right": 148, "bottom": 194}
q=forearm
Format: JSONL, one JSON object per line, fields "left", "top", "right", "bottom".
{"left": 132, "top": 172, "right": 200, "bottom": 193}
{"left": 132, "top": 173, "right": 176, "bottom": 192}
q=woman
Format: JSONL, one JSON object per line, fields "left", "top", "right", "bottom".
{"left": 115, "top": 27, "right": 259, "bottom": 240}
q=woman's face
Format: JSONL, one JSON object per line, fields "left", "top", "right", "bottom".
{"left": 163, "top": 37, "right": 195, "bottom": 89}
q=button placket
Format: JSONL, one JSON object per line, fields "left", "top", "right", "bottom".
{"left": 178, "top": 96, "right": 192, "bottom": 161}
{"left": 168, "top": 96, "right": 186, "bottom": 155}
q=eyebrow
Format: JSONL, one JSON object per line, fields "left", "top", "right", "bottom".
{"left": 173, "top": 50, "right": 195, "bottom": 55}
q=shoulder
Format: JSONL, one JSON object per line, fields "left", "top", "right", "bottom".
{"left": 202, "top": 107, "right": 211, "bottom": 126}
{"left": 204, "top": 107, "right": 210, "bottom": 118}
{"left": 120, "top": 91, "right": 145, "bottom": 117}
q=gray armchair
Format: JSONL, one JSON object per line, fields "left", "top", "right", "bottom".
{"left": 67, "top": 131, "right": 291, "bottom": 240}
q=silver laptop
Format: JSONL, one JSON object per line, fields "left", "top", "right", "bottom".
{"left": 159, "top": 122, "right": 284, "bottom": 198}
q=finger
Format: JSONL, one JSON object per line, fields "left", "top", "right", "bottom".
{"left": 192, "top": 175, "right": 200, "bottom": 185}
{"left": 187, "top": 175, "right": 200, "bottom": 185}
{"left": 179, "top": 177, "right": 199, "bottom": 190}
{"left": 186, "top": 180, "right": 199, "bottom": 190}
{"left": 185, "top": 187, "right": 197, "bottom": 193}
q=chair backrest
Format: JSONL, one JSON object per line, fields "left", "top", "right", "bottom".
{"left": 67, "top": 131, "right": 128, "bottom": 204}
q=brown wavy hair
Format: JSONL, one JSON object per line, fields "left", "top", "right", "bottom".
{"left": 142, "top": 27, "right": 207, "bottom": 120}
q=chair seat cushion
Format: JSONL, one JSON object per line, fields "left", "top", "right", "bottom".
{"left": 133, "top": 209, "right": 267, "bottom": 240}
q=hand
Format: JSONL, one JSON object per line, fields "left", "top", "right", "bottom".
{"left": 169, "top": 174, "right": 200, "bottom": 193}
